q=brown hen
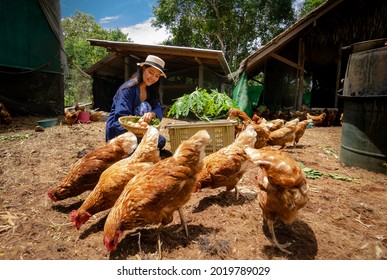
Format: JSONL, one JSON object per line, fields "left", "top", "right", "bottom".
{"left": 260, "top": 118, "right": 284, "bottom": 132}
{"left": 74, "top": 103, "right": 86, "bottom": 112}
{"left": 71, "top": 126, "right": 160, "bottom": 229}
{"left": 47, "top": 131, "right": 138, "bottom": 202}
{"left": 103, "top": 129, "right": 211, "bottom": 252}
{"left": 229, "top": 108, "right": 270, "bottom": 149}
{"left": 245, "top": 148, "right": 309, "bottom": 254}
{"left": 326, "top": 110, "right": 337, "bottom": 127}
{"left": 196, "top": 124, "right": 257, "bottom": 199}
{"left": 293, "top": 119, "right": 312, "bottom": 146}
{"left": 267, "top": 118, "right": 299, "bottom": 148}
{"left": 65, "top": 108, "right": 80, "bottom": 125}
{"left": 307, "top": 112, "right": 326, "bottom": 127}
{"left": 0, "top": 102, "right": 12, "bottom": 125}
{"left": 252, "top": 113, "right": 263, "bottom": 124}
{"left": 89, "top": 110, "right": 103, "bottom": 122}
{"left": 293, "top": 109, "right": 308, "bottom": 121}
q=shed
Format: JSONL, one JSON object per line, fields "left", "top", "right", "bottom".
{"left": 240, "top": 0, "right": 387, "bottom": 112}
{"left": 85, "top": 40, "right": 232, "bottom": 112}
{"left": 0, "top": 0, "right": 66, "bottom": 116}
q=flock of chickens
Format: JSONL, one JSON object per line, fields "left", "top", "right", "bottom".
{"left": 229, "top": 108, "right": 316, "bottom": 149}
{"left": 0, "top": 102, "right": 103, "bottom": 127}
{"left": 47, "top": 108, "right": 314, "bottom": 256}
{"left": 254, "top": 106, "right": 342, "bottom": 128}
{"left": 64, "top": 103, "right": 103, "bottom": 125}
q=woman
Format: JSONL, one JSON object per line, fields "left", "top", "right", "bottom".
{"left": 105, "top": 55, "right": 167, "bottom": 150}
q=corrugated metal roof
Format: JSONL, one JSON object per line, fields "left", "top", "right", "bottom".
{"left": 85, "top": 39, "right": 231, "bottom": 79}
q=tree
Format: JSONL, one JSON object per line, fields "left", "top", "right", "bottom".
{"left": 152, "top": 0, "right": 295, "bottom": 72}
{"left": 255, "top": 0, "right": 297, "bottom": 45}
{"left": 299, "top": 0, "right": 326, "bottom": 17}
{"left": 62, "top": 11, "right": 129, "bottom": 69}
{"left": 62, "top": 11, "right": 129, "bottom": 105}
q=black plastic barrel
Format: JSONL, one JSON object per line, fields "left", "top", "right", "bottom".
{"left": 340, "top": 41, "right": 387, "bottom": 173}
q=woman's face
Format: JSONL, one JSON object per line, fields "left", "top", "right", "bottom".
{"left": 142, "top": 66, "right": 162, "bottom": 86}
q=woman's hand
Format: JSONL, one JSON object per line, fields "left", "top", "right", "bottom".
{"left": 141, "top": 112, "right": 155, "bottom": 123}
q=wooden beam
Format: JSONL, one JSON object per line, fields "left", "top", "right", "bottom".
{"left": 195, "top": 56, "right": 203, "bottom": 65}
{"left": 269, "top": 52, "right": 304, "bottom": 71}
{"left": 296, "top": 38, "right": 305, "bottom": 110}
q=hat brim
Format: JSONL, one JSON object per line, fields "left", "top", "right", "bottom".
{"left": 137, "top": 62, "right": 167, "bottom": 78}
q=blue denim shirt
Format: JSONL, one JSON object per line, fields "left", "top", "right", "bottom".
{"left": 105, "top": 81, "right": 163, "bottom": 144}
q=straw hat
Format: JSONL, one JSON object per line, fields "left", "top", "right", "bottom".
{"left": 137, "top": 55, "right": 167, "bottom": 78}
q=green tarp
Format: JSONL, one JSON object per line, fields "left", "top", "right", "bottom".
{"left": 232, "top": 72, "right": 263, "bottom": 117}
{"left": 0, "top": 0, "right": 62, "bottom": 74}
{"left": 248, "top": 85, "right": 264, "bottom": 108}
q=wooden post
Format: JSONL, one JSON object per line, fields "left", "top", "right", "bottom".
{"left": 334, "top": 41, "right": 343, "bottom": 108}
{"left": 124, "top": 57, "right": 130, "bottom": 81}
{"left": 297, "top": 38, "right": 305, "bottom": 110}
{"left": 198, "top": 65, "right": 204, "bottom": 88}
{"left": 194, "top": 56, "right": 204, "bottom": 88}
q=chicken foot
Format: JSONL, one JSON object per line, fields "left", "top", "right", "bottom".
{"left": 225, "top": 186, "right": 240, "bottom": 200}
{"left": 157, "top": 231, "right": 162, "bottom": 260}
{"left": 235, "top": 186, "right": 240, "bottom": 200}
{"left": 136, "top": 226, "right": 164, "bottom": 259}
{"left": 176, "top": 207, "right": 189, "bottom": 238}
{"left": 267, "top": 220, "right": 292, "bottom": 254}
{"left": 155, "top": 224, "right": 164, "bottom": 260}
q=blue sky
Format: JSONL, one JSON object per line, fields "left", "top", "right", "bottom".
{"left": 60, "top": 0, "right": 169, "bottom": 44}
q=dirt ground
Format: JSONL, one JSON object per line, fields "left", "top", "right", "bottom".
{"left": 0, "top": 115, "right": 386, "bottom": 260}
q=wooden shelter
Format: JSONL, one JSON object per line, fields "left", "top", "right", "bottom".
{"left": 241, "top": 0, "right": 387, "bottom": 112}
{"left": 85, "top": 40, "right": 231, "bottom": 111}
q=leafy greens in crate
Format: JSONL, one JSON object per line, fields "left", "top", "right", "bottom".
{"left": 167, "top": 88, "right": 238, "bottom": 121}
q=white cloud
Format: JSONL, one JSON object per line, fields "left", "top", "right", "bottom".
{"left": 100, "top": 16, "right": 119, "bottom": 24}
{"left": 120, "top": 18, "right": 170, "bottom": 45}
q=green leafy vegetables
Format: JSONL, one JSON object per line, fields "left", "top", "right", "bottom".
{"left": 167, "top": 88, "right": 239, "bottom": 121}
{"left": 298, "top": 162, "right": 358, "bottom": 182}
{"left": 121, "top": 116, "right": 161, "bottom": 126}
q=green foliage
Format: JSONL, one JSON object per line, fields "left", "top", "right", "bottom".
{"left": 299, "top": 162, "right": 358, "bottom": 182}
{"left": 0, "top": 134, "right": 29, "bottom": 141}
{"left": 255, "top": 0, "right": 296, "bottom": 45}
{"left": 299, "top": 0, "right": 326, "bottom": 17}
{"left": 321, "top": 146, "right": 339, "bottom": 159}
{"left": 63, "top": 11, "right": 107, "bottom": 69}
{"left": 64, "top": 66, "right": 93, "bottom": 106}
{"left": 167, "top": 88, "right": 238, "bottom": 121}
{"left": 62, "top": 11, "right": 129, "bottom": 106}
{"left": 152, "top": 0, "right": 295, "bottom": 72}
{"left": 299, "top": 162, "right": 324, "bottom": 179}
{"left": 327, "top": 173, "right": 358, "bottom": 182}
